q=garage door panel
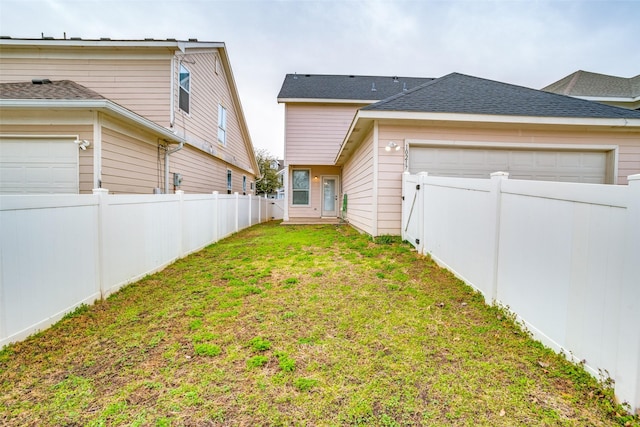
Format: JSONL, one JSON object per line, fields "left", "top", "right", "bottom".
{"left": 409, "top": 146, "right": 609, "bottom": 184}
{"left": 0, "top": 138, "right": 79, "bottom": 194}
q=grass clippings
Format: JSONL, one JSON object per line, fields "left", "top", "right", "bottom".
{"left": 0, "top": 221, "right": 637, "bottom": 426}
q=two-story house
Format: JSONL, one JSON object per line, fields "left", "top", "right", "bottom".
{"left": 0, "top": 37, "right": 258, "bottom": 195}
{"left": 278, "top": 72, "right": 640, "bottom": 237}
{"left": 277, "top": 74, "right": 432, "bottom": 223}
{"left": 542, "top": 70, "right": 640, "bottom": 111}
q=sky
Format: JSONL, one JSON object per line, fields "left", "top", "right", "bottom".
{"left": 1, "top": 0, "right": 639, "bottom": 158}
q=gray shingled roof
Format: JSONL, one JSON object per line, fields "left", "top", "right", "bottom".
{"left": 363, "top": 73, "right": 640, "bottom": 119}
{"left": 0, "top": 80, "right": 105, "bottom": 100}
{"left": 277, "top": 74, "right": 434, "bottom": 101}
{"left": 542, "top": 70, "right": 640, "bottom": 98}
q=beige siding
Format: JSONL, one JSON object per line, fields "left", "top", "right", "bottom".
{"left": 0, "top": 112, "right": 94, "bottom": 193}
{"left": 288, "top": 165, "right": 341, "bottom": 218}
{"left": 101, "top": 124, "right": 160, "bottom": 194}
{"left": 172, "top": 51, "right": 255, "bottom": 176}
{"left": 342, "top": 130, "right": 375, "bottom": 235}
{"left": 285, "top": 103, "right": 364, "bottom": 165}
{"left": 170, "top": 145, "right": 254, "bottom": 195}
{"left": 0, "top": 47, "right": 172, "bottom": 126}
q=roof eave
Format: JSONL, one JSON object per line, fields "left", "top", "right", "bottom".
{"left": 0, "top": 98, "right": 186, "bottom": 144}
{"left": 335, "top": 109, "right": 640, "bottom": 165}
{"left": 215, "top": 45, "right": 259, "bottom": 176}
{"left": 574, "top": 95, "right": 640, "bottom": 103}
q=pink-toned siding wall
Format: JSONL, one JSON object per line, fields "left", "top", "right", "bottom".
{"left": 0, "top": 47, "right": 172, "bottom": 126}
{"left": 379, "top": 123, "right": 640, "bottom": 185}
{"left": 172, "top": 51, "right": 255, "bottom": 176}
{"left": 284, "top": 103, "right": 364, "bottom": 165}
{"left": 288, "top": 165, "right": 342, "bottom": 218}
{"left": 342, "top": 130, "right": 375, "bottom": 235}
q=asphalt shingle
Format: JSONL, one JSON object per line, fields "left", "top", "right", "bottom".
{"left": 277, "top": 74, "right": 434, "bottom": 101}
{"left": 363, "top": 73, "right": 640, "bottom": 119}
{"left": 0, "top": 80, "right": 105, "bottom": 100}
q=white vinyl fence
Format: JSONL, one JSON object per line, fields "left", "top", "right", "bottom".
{"left": 402, "top": 171, "right": 640, "bottom": 413}
{"left": 0, "top": 190, "right": 284, "bottom": 348}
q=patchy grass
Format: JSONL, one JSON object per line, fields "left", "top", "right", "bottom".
{"left": 0, "top": 222, "right": 636, "bottom": 426}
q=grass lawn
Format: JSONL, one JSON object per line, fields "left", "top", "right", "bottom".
{"left": 0, "top": 222, "right": 636, "bottom": 426}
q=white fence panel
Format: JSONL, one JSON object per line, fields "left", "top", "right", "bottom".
{"left": 0, "top": 195, "right": 100, "bottom": 345}
{"left": 403, "top": 172, "right": 640, "bottom": 412}
{"left": 102, "top": 194, "right": 182, "bottom": 296}
{"left": 182, "top": 194, "right": 216, "bottom": 254}
{"left": 250, "top": 196, "right": 261, "bottom": 225}
{"left": 217, "top": 194, "right": 237, "bottom": 239}
{"left": 422, "top": 175, "right": 499, "bottom": 300}
{"left": 237, "top": 194, "right": 251, "bottom": 230}
{"left": 401, "top": 172, "right": 423, "bottom": 252}
{"left": 269, "top": 198, "right": 284, "bottom": 221}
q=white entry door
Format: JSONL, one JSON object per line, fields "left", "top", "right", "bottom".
{"left": 321, "top": 176, "right": 338, "bottom": 217}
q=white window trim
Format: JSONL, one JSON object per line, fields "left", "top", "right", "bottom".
{"left": 291, "top": 168, "right": 311, "bottom": 206}
{"left": 218, "top": 104, "right": 227, "bottom": 146}
{"left": 179, "top": 63, "right": 191, "bottom": 114}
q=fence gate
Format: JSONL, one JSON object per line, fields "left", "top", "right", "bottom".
{"left": 401, "top": 172, "right": 424, "bottom": 252}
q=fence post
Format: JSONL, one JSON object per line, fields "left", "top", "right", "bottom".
{"left": 92, "top": 188, "right": 109, "bottom": 298}
{"left": 175, "top": 190, "right": 185, "bottom": 257}
{"left": 616, "top": 174, "right": 640, "bottom": 412}
{"left": 489, "top": 172, "right": 509, "bottom": 304}
{"left": 235, "top": 192, "right": 239, "bottom": 233}
{"left": 212, "top": 191, "right": 219, "bottom": 243}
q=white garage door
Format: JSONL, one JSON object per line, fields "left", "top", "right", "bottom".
{"left": 0, "top": 137, "right": 79, "bottom": 194}
{"left": 408, "top": 146, "right": 609, "bottom": 184}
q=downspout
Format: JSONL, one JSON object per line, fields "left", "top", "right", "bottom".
{"left": 164, "top": 141, "right": 184, "bottom": 194}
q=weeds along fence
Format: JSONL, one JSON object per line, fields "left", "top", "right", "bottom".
{"left": 402, "top": 171, "right": 640, "bottom": 412}
{"left": 0, "top": 190, "right": 284, "bottom": 348}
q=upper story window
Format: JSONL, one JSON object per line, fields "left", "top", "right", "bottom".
{"left": 292, "top": 169, "right": 310, "bottom": 205}
{"left": 227, "top": 169, "right": 232, "bottom": 193}
{"left": 218, "top": 104, "right": 227, "bottom": 145}
{"left": 242, "top": 175, "right": 247, "bottom": 194}
{"left": 179, "top": 64, "right": 190, "bottom": 114}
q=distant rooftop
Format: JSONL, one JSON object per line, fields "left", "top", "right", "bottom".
{"left": 277, "top": 74, "right": 434, "bottom": 102}
{"left": 363, "top": 72, "right": 640, "bottom": 119}
{"left": 0, "top": 80, "right": 105, "bottom": 100}
{"left": 542, "top": 70, "right": 640, "bottom": 99}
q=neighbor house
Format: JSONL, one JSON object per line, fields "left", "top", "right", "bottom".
{"left": 278, "top": 72, "right": 640, "bottom": 237}
{"left": 0, "top": 37, "right": 258, "bottom": 195}
{"left": 542, "top": 70, "right": 640, "bottom": 110}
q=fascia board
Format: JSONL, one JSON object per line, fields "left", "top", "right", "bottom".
{"left": 575, "top": 95, "right": 640, "bottom": 103}
{"left": 0, "top": 38, "right": 181, "bottom": 49}
{"left": 356, "top": 110, "right": 640, "bottom": 127}
{"left": 0, "top": 99, "right": 186, "bottom": 144}
{"left": 216, "top": 45, "right": 260, "bottom": 176}
{"left": 277, "top": 98, "right": 376, "bottom": 104}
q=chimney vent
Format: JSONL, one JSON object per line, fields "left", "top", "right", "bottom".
{"left": 32, "top": 79, "right": 52, "bottom": 85}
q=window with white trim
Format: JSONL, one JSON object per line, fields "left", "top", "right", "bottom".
{"left": 227, "top": 169, "right": 232, "bottom": 193}
{"left": 179, "top": 64, "right": 190, "bottom": 113}
{"left": 292, "top": 169, "right": 310, "bottom": 205}
{"left": 218, "top": 104, "right": 227, "bottom": 145}
{"left": 242, "top": 175, "right": 247, "bottom": 194}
